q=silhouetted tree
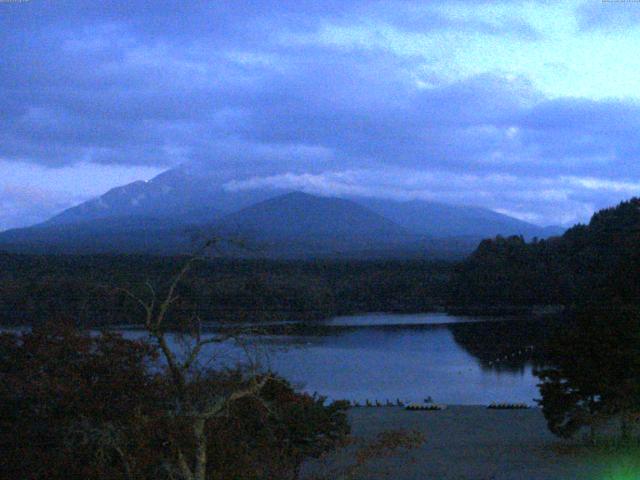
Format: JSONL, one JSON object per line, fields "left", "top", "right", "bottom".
{"left": 0, "top": 250, "right": 351, "bottom": 479}
{"left": 536, "top": 304, "right": 640, "bottom": 442}
{"left": 116, "top": 248, "right": 351, "bottom": 479}
{"left": 450, "top": 197, "right": 640, "bottom": 310}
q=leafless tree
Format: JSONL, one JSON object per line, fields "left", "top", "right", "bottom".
{"left": 121, "top": 241, "right": 274, "bottom": 480}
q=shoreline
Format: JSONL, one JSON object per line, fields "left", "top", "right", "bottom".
{"left": 303, "top": 406, "right": 639, "bottom": 480}
{"left": 0, "top": 304, "right": 566, "bottom": 329}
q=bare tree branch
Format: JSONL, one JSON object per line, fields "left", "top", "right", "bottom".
{"left": 118, "top": 287, "right": 153, "bottom": 326}
{"left": 125, "top": 238, "right": 275, "bottom": 480}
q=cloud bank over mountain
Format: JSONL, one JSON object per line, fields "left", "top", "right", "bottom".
{"left": 2, "top": 0, "right": 640, "bottom": 229}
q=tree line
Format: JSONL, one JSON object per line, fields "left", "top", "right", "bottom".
{"left": 0, "top": 253, "right": 424, "bottom": 479}
{"left": 0, "top": 254, "right": 452, "bottom": 327}
{"left": 448, "top": 198, "right": 640, "bottom": 309}
{"left": 451, "top": 198, "right": 640, "bottom": 444}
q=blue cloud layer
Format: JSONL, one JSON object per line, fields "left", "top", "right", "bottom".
{"left": 1, "top": 0, "right": 639, "bottom": 228}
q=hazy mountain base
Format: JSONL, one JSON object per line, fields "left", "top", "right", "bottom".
{"left": 0, "top": 167, "right": 561, "bottom": 259}
{"left": 0, "top": 219, "right": 481, "bottom": 259}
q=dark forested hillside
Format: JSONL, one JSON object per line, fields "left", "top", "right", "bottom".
{"left": 7, "top": 197, "right": 640, "bottom": 327}
{"left": 449, "top": 197, "right": 640, "bottom": 309}
{"left": 0, "top": 254, "right": 451, "bottom": 326}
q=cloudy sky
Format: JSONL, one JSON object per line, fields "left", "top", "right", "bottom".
{"left": 2, "top": 0, "right": 640, "bottom": 230}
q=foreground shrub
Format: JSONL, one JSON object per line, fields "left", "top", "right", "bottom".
{"left": 0, "top": 323, "right": 349, "bottom": 480}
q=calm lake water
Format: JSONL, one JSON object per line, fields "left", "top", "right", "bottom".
{"left": 120, "top": 312, "right": 549, "bottom": 405}
{"left": 4, "top": 313, "right": 549, "bottom": 405}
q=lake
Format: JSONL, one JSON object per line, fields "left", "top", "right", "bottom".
{"left": 119, "top": 312, "right": 551, "bottom": 406}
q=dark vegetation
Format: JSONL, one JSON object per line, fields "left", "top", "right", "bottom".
{"left": 451, "top": 198, "right": 640, "bottom": 443}
{"left": 0, "top": 255, "right": 357, "bottom": 480}
{"left": 0, "top": 322, "right": 351, "bottom": 480}
{"left": 535, "top": 303, "right": 640, "bottom": 444}
{"left": 450, "top": 198, "right": 640, "bottom": 309}
{"left": 3, "top": 196, "right": 640, "bottom": 462}
{"left": 452, "top": 198, "right": 640, "bottom": 443}
{"left": 0, "top": 251, "right": 427, "bottom": 480}
{"left": 0, "top": 254, "right": 451, "bottom": 327}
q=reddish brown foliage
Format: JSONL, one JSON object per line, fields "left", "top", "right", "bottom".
{"left": 0, "top": 323, "right": 350, "bottom": 480}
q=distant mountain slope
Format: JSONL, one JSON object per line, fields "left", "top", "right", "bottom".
{"left": 359, "top": 198, "right": 563, "bottom": 239}
{"left": 213, "top": 192, "right": 411, "bottom": 241}
{"left": 45, "top": 170, "right": 222, "bottom": 225}
{"left": 0, "top": 216, "right": 199, "bottom": 254}
{"left": 205, "top": 192, "right": 436, "bottom": 258}
{"left": 43, "top": 167, "right": 562, "bottom": 240}
{"left": 0, "top": 166, "right": 563, "bottom": 258}
{"left": 45, "top": 168, "right": 274, "bottom": 226}
{"left": 0, "top": 192, "right": 475, "bottom": 259}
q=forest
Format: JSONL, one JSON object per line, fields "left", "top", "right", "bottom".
{"left": 0, "top": 253, "right": 452, "bottom": 327}
{"left": 449, "top": 198, "right": 640, "bottom": 310}
{"left": 447, "top": 198, "right": 640, "bottom": 443}
{"left": 3, "top": 198, "right": 640, "bottom": 328}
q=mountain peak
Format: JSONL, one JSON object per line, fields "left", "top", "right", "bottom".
{"left": 212, "top": 191, "right": 411, "bottom": 243}
{"left": 0, "top": 168, "right": 563, "bottom": 257}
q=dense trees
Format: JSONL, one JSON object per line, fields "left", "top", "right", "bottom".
{"left": 450, "top": 198, "right": 640, "bottom": 310}
{"left": 0, "top": 247, "right": 354, "bottom": 480}
{"left": 0, "top": 321, "right": 350, "bottom": 480}
{"left": 449, "top": 235, "right": 571, "bottom": 308}
{"left": 122, "top": 253, "right": 351, "bottom": 480}
{"left": 535, "top": 304, "right": 640, "bottom": 442}
{"left": 0, "top": 322, "right": 161, "bottom": 479}
{"left": 450, "top": 198, "right": 640, "bottom": 442}
{"left": 0, "top": 254, "right": 452, "bottom": 326}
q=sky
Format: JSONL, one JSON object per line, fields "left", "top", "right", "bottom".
{"left": 2, "top": 0, "right": 640, "bottom": 230}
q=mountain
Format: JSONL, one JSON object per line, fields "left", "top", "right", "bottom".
{"left": 0, "top": 166, "right": 564, "bottom": 258}
{"left": 213, "top": 192, "right": 411, "bottom": 242}
{"left": 359, "top": 198, "right": 563, "bottom": 239}
{"left": 42, "top": 167, "right": 562, "bottom": 240}
{"left": 0, "top": 215, "right": 200, "bottom": 254}
{"left": 47, "top": 169, "right": 224, "bottom": 226}
{"left": 205, "top": 192, "right": 435, "bottom": 258}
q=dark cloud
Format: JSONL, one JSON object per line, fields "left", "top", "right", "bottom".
{"left": 0, "top": 0, "right": 545, "bottom": 170}
{"left": 0, "top": 0, "right": 639, "bottom": 227}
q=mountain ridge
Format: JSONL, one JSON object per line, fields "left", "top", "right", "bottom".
{"left": 359, "top": 197, "right": 563, "bottom": 239}
{"left": 0, "top": 168, "right": 564, "bottom": 258}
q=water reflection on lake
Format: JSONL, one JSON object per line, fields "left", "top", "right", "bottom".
{"left": 122, "top": 313, "right": 553, "bottom": 405}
